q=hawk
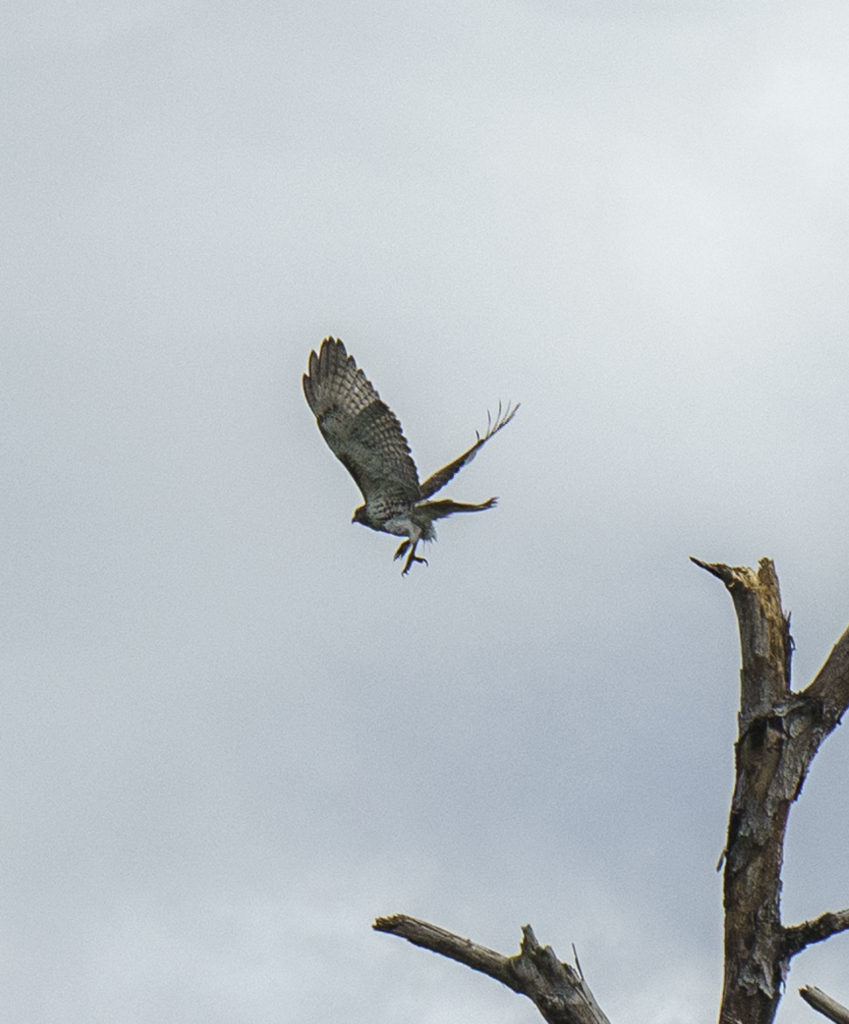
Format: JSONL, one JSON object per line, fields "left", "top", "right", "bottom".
{"left": 303, "top": 337, "right": 518, "bottom": 574}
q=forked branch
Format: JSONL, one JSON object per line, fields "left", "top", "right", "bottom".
{"left": 373, "top": 915, "right": 610, "bottom": 1024}
{"left": 693, "top": 556, "right": 849, "bottom": 1024}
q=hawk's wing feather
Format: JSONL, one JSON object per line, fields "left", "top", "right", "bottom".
{"left": 419, "top": 401, "right": 519, "bottom": 500}
{"left": 303, "top": 338, "right": 420, "bottom": 502}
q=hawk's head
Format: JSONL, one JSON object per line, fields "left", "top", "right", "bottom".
{"left": 352, "top": 505, "right": 368, "bottom": 526}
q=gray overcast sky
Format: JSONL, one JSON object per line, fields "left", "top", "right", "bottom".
{"left": 3, "top": 3, "right": 849, "bottom": 1022}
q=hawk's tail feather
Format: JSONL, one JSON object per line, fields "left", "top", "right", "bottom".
{"left": 418, "top": 497, "right": 497, "bottom": 520}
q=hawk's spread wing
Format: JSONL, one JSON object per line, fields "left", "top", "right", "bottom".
{"left": 419, "top": 401, "right": 519, "bottom": 500}
{"left": 303, "top": 338, "right": 420, "bottom": 503}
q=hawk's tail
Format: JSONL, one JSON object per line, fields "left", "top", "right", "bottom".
{"left": 418, "top": 498, "right": 497, "bottom": 521}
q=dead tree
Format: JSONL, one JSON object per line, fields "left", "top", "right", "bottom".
{"left": 374, "top": 558, "right": 849, "bottom": 1024}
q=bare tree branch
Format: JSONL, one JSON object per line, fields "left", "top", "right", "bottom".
{"left": 373, "top": 915, "right": 513, "bottom": 983}
{"left": 784, "top": 910, "right": 849, "bottom": 957}
{"left": 805, "top": 623, "right": 849, "bottom": 721}
{"left": 373, "top": 915, "right": 610, "bottom": 1024}
{"left": 800, "top": 986, "right": 849, "bottom": 1023}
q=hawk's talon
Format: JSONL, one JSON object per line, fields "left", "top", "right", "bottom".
{"left": 401, "top": 554, "right": 428, "bottom": 576}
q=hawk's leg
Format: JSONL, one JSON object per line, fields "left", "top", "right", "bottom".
{"left": 400, "top": 539, "right": 428, "bottom": 575}
{"left": 393, "top": 538, "right": 428, "bottom": 573}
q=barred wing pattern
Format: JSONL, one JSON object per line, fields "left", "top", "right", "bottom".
{"left": 302, "top": 338, "right": 420, "bottom": 504}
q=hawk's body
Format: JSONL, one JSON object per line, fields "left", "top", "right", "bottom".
{"left": 303, "top": 337, "right": 517, "bottom": 574}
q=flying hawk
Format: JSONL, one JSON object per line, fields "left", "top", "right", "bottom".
{"left": 303, "top": 337, "right": 518, "bottom": 574}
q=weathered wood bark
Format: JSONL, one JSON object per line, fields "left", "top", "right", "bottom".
{"left": 800, "top": 986, "right": 849, "bottom": 1023}
{"left": 375, "top": 558, "right": 849, "bottom": 1024}
{"left": 372, "top": 915, "right": 610, "bottom": 1024}
{"left": 692, "top": 558, "right": 849, "bottom": 1024}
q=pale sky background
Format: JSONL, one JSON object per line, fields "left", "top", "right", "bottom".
{"left": 3, "top": 3, "right": 849, "bottom": 1023}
